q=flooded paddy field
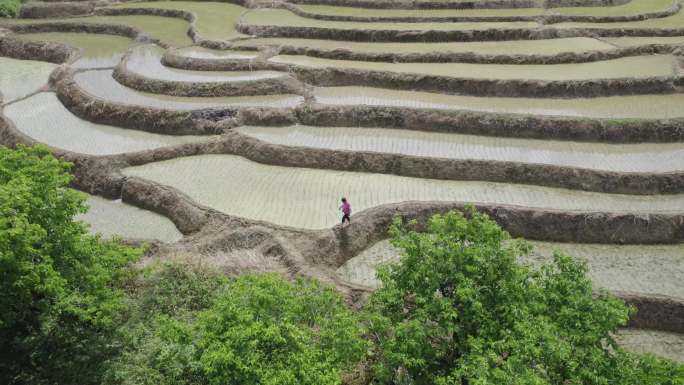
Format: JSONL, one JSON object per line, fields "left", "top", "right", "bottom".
{"left": 313, "top": 86, "right": 684, "bottom": 119}
{"left": 170, "top": 47, "right": 259, "bottom": 60}
{"left": 233, "top": 37, "right": 616, "bottom": 56}
{"left": 123, "top": 154, "right": 684, "bottom": 229}
{"left": 77, "top": 194, "right": 182, "bottom": 242}
{"left": 15, "top": 32, "right": 132, "bottom": 68}
{"left": 0, "top": 57, "right": 56, "bottom": 103}
{"left": 236, "top": 125, "right": 684, "bottom": 173}
{"left": 241, "top": 8, "right": 539, "bottom": 30}
{"left": 4, "top": 93, "right": 206, "bottom": 155}
{"left": 270, "top": 54, "right": 678, "bottom": 80}
{"left": 125, "top": 44, "right": 284, "bottom": 82}
{"left": 109, "top": 1, "right": 247, "bottom": 41}
{"left": 74, "top": 69, "right": 304, "bottom": 109}
{"left": 2, "top": 14, "right": 193, "bottom": 46}
{"left": 296, "top": 0, "right": 674, "bottom": 18}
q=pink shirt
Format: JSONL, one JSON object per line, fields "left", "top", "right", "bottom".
{"left": 340, "top": 202, "right": 351, "bottom": 215}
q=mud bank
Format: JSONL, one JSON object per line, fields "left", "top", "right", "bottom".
{"left": 0, "top": 35, "right": 75, "bottom": 63}
{"left": 19, "top": 1, "right": 96, "bottom": 19}
{"left": 237, "top": 21, "right": 684, "bottom": 42}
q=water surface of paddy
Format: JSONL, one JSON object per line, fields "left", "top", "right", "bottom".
{"left": 234, "top": 37, "right": 614, "bottom": 55}
{"left": 299, "top": 0, "right": 674, "bottom": 18}
{"left": 271, "top": 54, "right": 677, "bottom": 80}
{"left": 171, "top": 46, "right": 259, "bottom": 60}
{"left": 112, "top": 1, "right": 246, "bottom": 40}
{"left": 313, "top": 86, "right": 684, "bottom": 119}
{"left": 616, "top": 329, "right": 684, "bottom": 362}
{"left": 236, "top": 125, "right": 684, "bottom": 172}
{"left": 242, "top": 8, "right": 538, "bottom": 30}
{"left": 74, "top": 70, "right": 304, "bottom": 109}
{"left": 123, "top": 154, "right": 684, "bottom": 229}
{"left": 604, "top": 36, "right": 684, "bottom": 46}
{"left": 77, "top": 194, "right": 182, "bottom": 242}
{"left": 3, "top": 15, "right": 192, "bottom": 46}
{"left": 0, "top": 57, "right": 57, "bottom": 104}
{"left": 16, "top": 32, "right": 132, "bottom": 68}
{"left": 5, "top": 93, "right": 206, "bottom": 155}
{"left": 126, "top": 45, "right": 283, "bottom": 82}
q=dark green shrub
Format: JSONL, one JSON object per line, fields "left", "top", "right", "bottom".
{"left": 0, "top": 0, "right": 20, "bottom": 18}
{"left": 105, "top": 270, "right": 367, "bottom": 385}
{"left": 365, "top": 208, "right": 684, "bottom": 385}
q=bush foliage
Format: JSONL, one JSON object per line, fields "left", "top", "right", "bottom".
{"left": 0, "top": 0, "right": 20, "bottom": 18}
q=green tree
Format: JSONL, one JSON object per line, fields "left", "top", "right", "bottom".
{"left": 105, "top": 270, "right": 367, "bottom": 385}
{"left": 0, "top": 145, "right": 141, "bottom": 385}
{"left": 365, "top": 208, "right": 684, "bottom": 385}
{"left": 198, "top": 274, "right": 368, "bottom": 385}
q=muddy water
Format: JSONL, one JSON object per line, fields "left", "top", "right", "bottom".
{"left": 615, "top": 329, "right": 684, "bottom": 362}
{"left": 271, "top": 54, "right": 676, "bottom": 80}
{"left": 555, "top": 3, "right": 684, "bottom": 28}
{"left": 171, "top": 46, "right": 259, "bottom": 60}
{"left": 604, "top": 36, "right": 684, "bottom": 47}
{"left": 74, "top": 69, "right": 304, "bottom": 109}
{"left": 126, "top": 44, "right": 284, "bottom": 82}
{"left": 242, "top": 8, "right": 538, "bottom": 31}
{"left": 112, "top": 1, "right": 246, "bottom": 40}
{"left": 336, "top": 239, "right": 684, "bottom": 299}
{"left": 123, "top": 154, "right": 684, "bottom": 230}
{"left": 298, "top": 4, "right": 544, "bottom": 17}
{"left": 553, "top": 0, "right": 674, "bottom": 16}
{"left": 236, "top": 125, "right": 684, "bottom": 173}
{"left": 77, "top": 194, "right": 182, "bottom": 242}
{"left": 2, "top": 15, "right": 192, "bottom": 47}
{"left": 234, "top": 37, "right": 614, "bottom": 56}
{"left": 0, "top": 57, "right": 57, "bottom": 104}
{"left": 16, "top": 32, "right": 132, "bottom": 68}
{"left": 4, "top": 93, "right": 207, "bottom": 155}
{"left": 300, "top": 0, "right": 673, "bottom": 18}
{"left": 313, "top": 86, "right": 684, "bottom": 119}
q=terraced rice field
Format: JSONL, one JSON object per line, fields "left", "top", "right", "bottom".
{"left": 270, "top": 54, "right": 678, "bottom": 80}
{"left": 74, "top": 70, "right": 303, "bottom": 109}
{"left": 2, "top": 0, "right": 684, "bottom": 360}
{"left": 123, "top": 154, "right": 684, "bottom": 229}
{"left": 16, "top": 32, "right": 132, "bottom": 68}
{"left": 313, "top": 86, "right": 684, "bottom": 119}
{"left": 0, "top": 57, "right": 56, "bottom": 103}
{"left": 77, "top": 195, "right": 183, "bottom": 242}
{"left": 233, "top": 37, "right": 617, "bottom": 55}
{"left": 236, "top": 125, "right": 684, "bottom": 172}
{"left": 5, "top": 93, "right": 206, "bottom": 155}
{"left": 126, "top": 44, "right": 284, "bottom": 82}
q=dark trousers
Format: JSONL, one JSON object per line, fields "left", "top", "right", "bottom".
{"left": 342, "top": 214, "right": 351, "bottom": 224}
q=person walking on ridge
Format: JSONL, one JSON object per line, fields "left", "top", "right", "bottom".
{"left": 340, "top": 197, "right": 351, "bottom": 225}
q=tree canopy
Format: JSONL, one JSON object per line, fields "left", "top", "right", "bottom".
{"left": 364, "top": 208, "right": 684, "bottom": 385}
